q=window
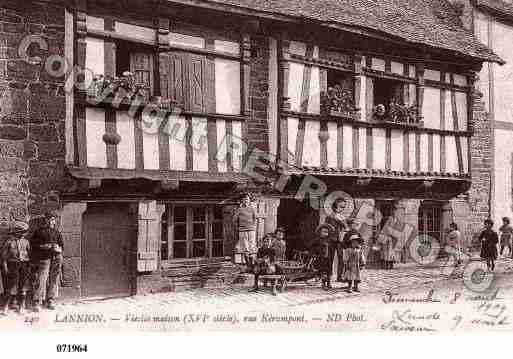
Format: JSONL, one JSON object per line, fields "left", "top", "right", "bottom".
{"left": 160, "top": 30, "right": 242, "bottom": 115}
{"left": 160, "top": 204, "right": 225, "bottom": 260}
{"left": 418, "top": 202, "right": 443, "bottom": 241}
{"left": 116, "top": 41, "right": 155, "bottom": 101}
{"left": 321, "top": 69, "right": 355, "bottom": 115}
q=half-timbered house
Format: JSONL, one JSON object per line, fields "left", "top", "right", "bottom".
{"left": 0, "top": 0, "right": 503, "bottom": 298}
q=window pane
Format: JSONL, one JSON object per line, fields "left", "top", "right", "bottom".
{"left": 174, "top": 224, "right": 186, "bottom": 241}
{"left": 213, "top": 221, "right": 223, "bottom": 239}
{"left": 213, "top": 206, "right": 223, "bottom": 220}
{"left": 192, "top": 241, "right": 206, "bottom": 258}
{"left": 193, "top": 207, "right": 206, "bottom": 221}
{"left": 215, "top": 59, "right": 240, "bottom": 115}
{"left": 193, "top": 222, "right": 206, "bottom": 239}
{"left": 212, "top": 241, "right": 223, "bottom": 258}
{"left": 174, "top": 206, "right": 186, "bottom": 222}
{"left": 173, "top": 242, "right": 187, "bottom": 259}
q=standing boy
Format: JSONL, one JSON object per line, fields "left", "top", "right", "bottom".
{"left": 479, "top": 219, "right": 499, "bottom": 271}
{"left": 1, "top": 221, "right": 30, "bottom": 315}
{"left": 310, "top": 223, "right": 335, "bottom": 290}
{"left": 499, "top": 217, "right": 513, "bottom": 258}
{"left": 232, "top": 193, "right": 257, "bottom": 267}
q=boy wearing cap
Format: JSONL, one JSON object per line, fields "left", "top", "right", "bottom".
{"left": 31, "top": 212, "right": 64, "bottom": 312}
{"left": 1, "top": 221, "right": 30, "bottom": 314}
{"left": 310, "top": 223, "right": 335, "bottom": 290}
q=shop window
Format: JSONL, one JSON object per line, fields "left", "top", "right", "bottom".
{"left": 161, "top": 204, "right": 225, "bottom": 260}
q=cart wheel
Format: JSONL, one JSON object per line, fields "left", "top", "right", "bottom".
{"left": 305, "top": 276, "right": 321, "bottom": 286}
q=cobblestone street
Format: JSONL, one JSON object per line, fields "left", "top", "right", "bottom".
{"left": 2, "top": 257, "right": 513, "bottom": 331}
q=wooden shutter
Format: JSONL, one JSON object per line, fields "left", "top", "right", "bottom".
{"left": 130, "top": 52, "right": 154, "bottom": 100}
{"left": 159, "top": 52, "right": 213, "bottom": 113}
{"left": 188, "top": 53, "right": 207, "bottom": 113}
{"left": 137, "top": 201, "right": 165, "bottom": 272}
{"left": 222, "top": 205, "right": 237, "bottom": 257}
{"left": 160, "top": 52, "right": 187, "bottom": 109}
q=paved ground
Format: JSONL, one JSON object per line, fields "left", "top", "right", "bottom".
{"left": 2, "top": 256, "right": 513, "bottom": 331}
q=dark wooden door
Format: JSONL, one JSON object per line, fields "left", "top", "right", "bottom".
{"left": 82, "top": 203, "right": 135, "bottom": 298}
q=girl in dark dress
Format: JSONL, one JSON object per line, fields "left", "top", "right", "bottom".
{"left": 479, "top": 219, "right": 499, "bottom": 271}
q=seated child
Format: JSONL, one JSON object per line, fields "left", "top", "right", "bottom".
{"left": 250, "top": 234, "right": 277, "bottom": 291}
{"left": 343, "top": 237, "right": 366, "bottom": 293}
{"left": 271, "top": 227, "right": 287, "bottom": 262}
{"left": 309, "top": 223, "right": 335, "bottom": 290}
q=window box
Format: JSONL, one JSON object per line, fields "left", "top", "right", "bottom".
{"left": 373, "top": 102, "right": 421, "bottom": 126}
{"left": 320, "top": 84, "right": 360, "bottom": 120}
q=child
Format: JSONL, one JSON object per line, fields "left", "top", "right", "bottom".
{"left": 341, "top": 219, "right": 363, "bottom": 288}
{"left": 310, "top": 223, "right": 335, "bottom": 290}
{"left": 250, "top": 234, "right": 277, "bottom": 292}
{"left": 447, "top": 222, "right": 462, "bottom": 266}
{"left": 1, "top": 221, "right": 30, "bottom": 315}
{"left": 479, "top": 219, "right": 499, "bottom": 271}
{"left": 343, "top": 237, "right": 366, "bottom": 293}
{"left": 499, "top": 217, "right": 513, "bottom": 258}
{"left": 232, "top": 193, "right": 257, "bottom": 267}
{"left": 271, "top": 227, "right": 287, "bottom": 262}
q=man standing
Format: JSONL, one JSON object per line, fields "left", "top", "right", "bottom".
{"left": 31, "top": 212, "right": 63, "bottom": 312}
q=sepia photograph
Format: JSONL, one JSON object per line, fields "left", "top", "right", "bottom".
{"left": 1, "top": 0, "right": 513, "bottom": 345}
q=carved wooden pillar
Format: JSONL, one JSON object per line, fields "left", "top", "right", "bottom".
{"left": 278, "top": 32, "right": 291, "bottom": 163}
{"left": 416, "top": 62, "right": 425, "bottom": 125}
{"left": 353, "top": 53, "right": 363, "bottom": 117}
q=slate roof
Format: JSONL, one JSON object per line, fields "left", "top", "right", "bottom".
{"left": 191, "top": 0, "right": 504, "bottom": 63}
{"left": 475, "top": 0, "right": 513, "bottom": 20}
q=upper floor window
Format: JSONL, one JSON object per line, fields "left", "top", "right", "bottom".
{"left": 83, "top": 17, "right": 242, "bottom": 116}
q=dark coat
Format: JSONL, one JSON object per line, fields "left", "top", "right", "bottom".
{"left": 309, "top": 236, "right": 332, "bottom": 273}
{"left": 30, "top": 226, "right": 64, "bottom": 261}
{"left": 324, "top": 214, "right": 347, "bottom": 244}
{"left": 479, "top": 229, "right": 498, "bottom": 260}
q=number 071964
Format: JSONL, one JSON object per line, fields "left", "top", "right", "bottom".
{"left": 56, "top": 345, "right": 88, "bottom": 353}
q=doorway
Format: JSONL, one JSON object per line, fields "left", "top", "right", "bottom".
{"left": 82, "top": 203, "right": 135, "bottom": 298}
{"left": 277, "top": 198, "right": 319, "bottom": 256}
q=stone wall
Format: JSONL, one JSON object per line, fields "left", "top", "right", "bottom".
{"left": 0, "top": 1, "right": 67, "bottom": 230}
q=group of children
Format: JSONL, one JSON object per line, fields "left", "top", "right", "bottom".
{"left": 312, "top": 219, "right": 365, "bottom": 293}
{"left": 1, "top": 212, "right": 64, "bottom": 316}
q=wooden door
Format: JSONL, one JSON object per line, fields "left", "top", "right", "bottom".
{"left": 82, "top": 203, "right": 135, "bottom": 298}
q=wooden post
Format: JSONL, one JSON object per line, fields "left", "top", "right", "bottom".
{"left": 278, "top": 32, "right": 291, "bottom": 164}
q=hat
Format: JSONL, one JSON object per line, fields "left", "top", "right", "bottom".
{"left": 316, "top": 223, "right": 335, "bottom": 235}
{"left": 44, "top": 211, "right": 58, "bottom": 220}
{"left": 275, "top": 227, "right": 286, "bottom": 234}
{"left": 8, "top": 221, "right": 29, "bottom": 235}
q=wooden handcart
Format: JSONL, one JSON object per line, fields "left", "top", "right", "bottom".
{"left": 252, "top": 251, "right": 320, "bottom": 295}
